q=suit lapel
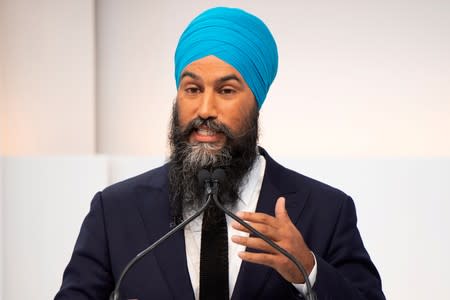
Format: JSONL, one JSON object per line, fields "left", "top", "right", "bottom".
{"left": 134, "top": 166, "right": 195, "bottom": 300}
{"left": 232, "top": 149, "right": 310, "bottom": 299}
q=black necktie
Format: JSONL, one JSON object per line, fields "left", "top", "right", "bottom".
{"left": 199, "top": 204, "right": 229, "bottom": 300}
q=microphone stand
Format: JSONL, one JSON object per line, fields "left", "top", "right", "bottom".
{"left": 109, "top": 185, "right": 213, "bottom": 300}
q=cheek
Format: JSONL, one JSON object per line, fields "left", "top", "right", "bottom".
{"left": 177, "top": 110, "right": 190, "bottom": 129}
{"left": 223, "top": 102, "right": 255, "bottom": 132}
{"left": 176, "top": 99, "right": 195, "bottom": 127}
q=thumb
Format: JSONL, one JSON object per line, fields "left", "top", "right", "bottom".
{"left": 275, "top": 197, "right": 290, "bottom": 220}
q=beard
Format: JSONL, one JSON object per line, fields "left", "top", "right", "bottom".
{"left": 168, "top": 101, "right": 259, "bottom": 224}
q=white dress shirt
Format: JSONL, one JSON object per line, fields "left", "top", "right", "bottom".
{"left": 183, "top": 155, "right": 317, "bottom": 299}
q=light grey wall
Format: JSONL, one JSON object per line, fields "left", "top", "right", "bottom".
{"left": 0, "top": 157, "right": 3, "bottom": 297}
{"left": 0, "top": 0, "right": 95, "bottom": 155}
{"left": 2, "top": 157, "right": 109, "bottom": 300}
{"left": 94, "top": 0, "right": 450, "bottom": 157}
{"left": 95, "top": 0, "right": 173, "bottom": 155}
{"left": 1, "top": 0, "right": 448, "bottom": 156}
{"left": 0, "top": 0, "right": 7, "bottom": 154}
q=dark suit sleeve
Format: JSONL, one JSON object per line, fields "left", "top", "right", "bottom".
{"left": 55, "top": 192, "right": 114, "bottom": 300}
{"left": 312, "top": 196, "right": 385, "bottom": 300}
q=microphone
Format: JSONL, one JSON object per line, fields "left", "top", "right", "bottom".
{"left": 210, "top": 168, "right": 317, "bottom": 300}
{"left": 109, "top": 169, "right": 214, "bottom": 300}
{"left": 198, "top": 169, "right": 213, "bottom": 194}
{"left": 210, "top": 168, "right": 226, "bottom": 196}
{"left": 211, "top": 168, "right": 226, "bottom": 185}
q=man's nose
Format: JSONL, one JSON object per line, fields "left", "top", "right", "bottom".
{"left": 197, "top": 89, "right": 218, "bottom": 120}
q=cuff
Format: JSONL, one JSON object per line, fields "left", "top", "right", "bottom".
{"left": 292, "top": 251, "right": 317, "bottom": 295}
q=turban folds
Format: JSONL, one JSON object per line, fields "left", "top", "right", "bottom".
{"left": 174, "top": 7, "right": 278, "bottom": 108}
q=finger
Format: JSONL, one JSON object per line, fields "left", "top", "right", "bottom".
{"left": 231, "top": 235, "right": 278, "bottom": 254}
{"left": 239, "top": 251, "right": 304, "bottom": 284}
{"left": 238, "top": 251, "right": 277, "bottom": 269}
{"left": 236, "top": 211, "right": 277, "bottom": 226}
{"left": 275, "top": 197, "right": 290, "bottom": 221}
{"left": 231, "top": 221, "right": 278, "bottom": 240}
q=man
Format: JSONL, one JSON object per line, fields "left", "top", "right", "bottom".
{"left": 56, "top": 7, "right": 385, "bottom": 300}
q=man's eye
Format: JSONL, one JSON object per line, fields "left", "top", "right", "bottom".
{"left": 220, "top": 88, "right": 236, "bottom": 95}
{"left": 185, "top": 87, "right": 200, "bottom": 94}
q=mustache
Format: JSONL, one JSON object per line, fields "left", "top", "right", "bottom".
{"left": 180, "top": 117, "right": 234, "bottom": 140}
{"left": 179, "top": 117, "right": 258, "bottom": 142}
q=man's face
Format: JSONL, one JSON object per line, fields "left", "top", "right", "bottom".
{"left": 169, "top": 55, "right": 259, "bottom": 216}
{"left": 176, "top": 55, "right": 257, "bottom": 149}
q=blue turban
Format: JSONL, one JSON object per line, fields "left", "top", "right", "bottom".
{"left": 174, "top": 7, "right": 278, "bottom": 109}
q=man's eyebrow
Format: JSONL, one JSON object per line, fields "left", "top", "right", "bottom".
{"left": 180, "top": 71, "right": 200, "bottom": 80}
{"left": 180, "top": 72, "right": 242, "bottom": 84}
{"left": 217, "top": 74, "right": 242, "bottom": 84}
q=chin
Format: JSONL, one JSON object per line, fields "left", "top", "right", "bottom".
{"left": 192, "top": 141, "right": 224, "bottom": 152}
{"left": 182, "top": 140, "right": 232, "bottom": 169}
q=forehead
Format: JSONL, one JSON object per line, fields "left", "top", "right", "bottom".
{"left": 180, "top": 55, "right": 246, "bottom": 82}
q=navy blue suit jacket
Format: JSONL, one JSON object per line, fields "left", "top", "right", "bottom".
{"left": 55, "top": 149, "right": 385, "bottom": 299}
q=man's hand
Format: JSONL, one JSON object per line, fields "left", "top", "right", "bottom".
{"left": 231, "top": 197, "right": 314, "bottom": 283}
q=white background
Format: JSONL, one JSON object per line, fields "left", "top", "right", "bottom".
{"left": 1, "top": 0, "right": 449, "bottom": 156}
{"left": 1, "top": 0, "right": 449, "bottom": 299}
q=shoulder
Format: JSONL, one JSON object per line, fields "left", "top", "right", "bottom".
{"left": 260, "top": 148, "right": 352, "bottom": 211}
{"left": 101, "top": 163, "right": 169, "bottom": 200}
{"left": 291, "top": 168, "right": 349, "bottom": 203}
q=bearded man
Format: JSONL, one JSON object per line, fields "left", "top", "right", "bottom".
{"left": 56, "top": 7, "right": 385, "bottom": 300}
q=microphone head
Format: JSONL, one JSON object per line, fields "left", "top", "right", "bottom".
{"left": 197, "top": 169, "right": 211, "bottom": 186}
{"left": 211, "top": 168, "right": 226, "bottom": 184}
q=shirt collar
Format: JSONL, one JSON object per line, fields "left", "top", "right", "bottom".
{"left": 238, "top": 154, "right": 266, "bottom": 207}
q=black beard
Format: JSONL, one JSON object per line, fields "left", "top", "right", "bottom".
{"left": 168, "top": 102, "right": 259, "bottom": 224}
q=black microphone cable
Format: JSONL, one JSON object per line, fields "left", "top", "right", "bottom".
{"left": 109, "top": 169, "right": 214, "bottom": 300}
{"left": 210, "top": 168, "right": 317, "bottom": 300}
